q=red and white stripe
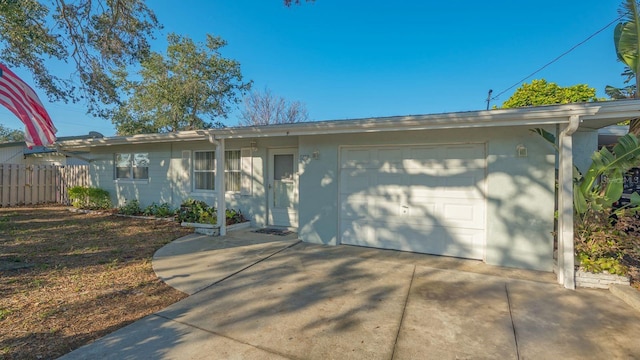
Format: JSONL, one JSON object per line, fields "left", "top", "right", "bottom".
{"left": 0, "top": 63, "right": 57, "bottom": 147}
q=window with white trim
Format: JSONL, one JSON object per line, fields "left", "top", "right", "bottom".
{"left": 225, "top": 150, "right": 241, "bottom": 192}
{"left": 192, "top": 150, "right": 241, "bottom": 192}
{"left": 115, "top": 153, "right": 149, "bottom": 180}
{"left": 194, "top": 151, "right": 215, "bottom": 190}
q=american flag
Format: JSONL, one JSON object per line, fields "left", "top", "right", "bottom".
{"left": 0, "top": 63, "right": 56, "bottom": 147}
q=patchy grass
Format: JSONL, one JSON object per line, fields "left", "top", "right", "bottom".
{"left": 0, "top": 206, "right": 192, "bottom": 360}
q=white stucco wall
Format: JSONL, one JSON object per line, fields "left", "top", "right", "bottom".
{"left": 572, "top": 129, "right": 598, "bottom": 176}
{"left": 84, "top": 126, "right": 557, "bottom": 272}
{"left": 85, "top": 136, "right": 299, "bottom": 228}
{"left": 297, "top": 126, "right": 557, "bottom": 272}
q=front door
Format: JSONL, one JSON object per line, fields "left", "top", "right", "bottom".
{"left": 268, "top": 148, "right": 298, "bottom": 227}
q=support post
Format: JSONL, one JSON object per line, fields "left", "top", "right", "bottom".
{"left": 215, "top": 138, "right": 226, "bottom": 236}
{"left": 557, "top": 115, "right": 579, "bottom": 289}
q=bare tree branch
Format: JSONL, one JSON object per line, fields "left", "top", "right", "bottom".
{"left": 240, "top": 88, "right": 309, "bottom": 126}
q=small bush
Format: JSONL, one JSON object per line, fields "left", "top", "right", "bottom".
{"left": 68, "top": 186, "right": 112, "bottom": 210}
{"left": 142, "top": 202, "right": 175, "bottom": 218}
{"left": 118, "top": 199, "right": 142, "bottom": 216}
{"left": 225, "top": 209, "right": 247, "bottom": 225}
{"left": 176, "top": 199, "right": 247, "bottom": 225}
{"left": 177, "top": 199, "right": 216, "bottom": 224}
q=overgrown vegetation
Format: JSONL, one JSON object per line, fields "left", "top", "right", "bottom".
{"left": 575, "top": 209, "right": 639, "bottom": 275}
{"left": 68, "top": 186, "right": 112, "bottom": 210}
{"left": 532, "top": 129, "right": 640, "bottom": 278}
{"left": 572, "top": 133, "right": 640, "bottom": 276}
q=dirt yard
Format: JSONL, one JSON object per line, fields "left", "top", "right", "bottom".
{"left": 0, "top": 206, "right": 192, "bottom": 360}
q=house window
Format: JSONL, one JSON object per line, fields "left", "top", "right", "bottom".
{"left": 194, "top": 151, "right": 215, "bottom": 190}
{"left": 225, "top": 150, "right": 241, "bottom": 192}
{"left": 192, "top": 150, "right": 241, "bottom": 192}
{"left": 115, "top": 153, "right": 149, "bottom": 180}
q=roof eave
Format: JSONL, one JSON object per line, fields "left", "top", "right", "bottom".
{"left": 58, "top": 100, "right": 640, "bottom": 149}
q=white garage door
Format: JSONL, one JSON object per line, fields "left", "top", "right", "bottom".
{"left": 339, "top": 144, "right": 486, "bottom": 260}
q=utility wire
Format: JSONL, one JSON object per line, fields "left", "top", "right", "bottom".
{"left": 490, "top": 14, "right": 627, "bottom": 103}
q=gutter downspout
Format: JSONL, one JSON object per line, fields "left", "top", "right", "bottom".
{"left": 207, "top": 133, "right": 226, "bottom": 236}
{"left": 557, "top": 114, "right": 580, "bottom": 289}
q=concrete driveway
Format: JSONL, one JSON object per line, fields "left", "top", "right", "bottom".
{"left": 60, "top": 231, "right": 640, "bottom": 359}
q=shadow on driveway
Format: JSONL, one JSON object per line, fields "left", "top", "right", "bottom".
{"left": 60, "top": 232, "right": 640, "bottom": 359}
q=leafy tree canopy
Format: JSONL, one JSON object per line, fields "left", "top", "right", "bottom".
{"left": 0, "top": 0, "right": 159, "bottom": 116}
{"left": 0, "top": 124, "right": 25, "bottom": 143}
{"left": 240, "top": 88, "right": 308, "bottom": 126}
{"left": 501, "top": 79, "right": 597, "bottom": 109}
{"left": 608, "top": 0, "right": 640, "bottom": 134}
{"left": 111, "top": 33, "right": 251, "bottom": 135}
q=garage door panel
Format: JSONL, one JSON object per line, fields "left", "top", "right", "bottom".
{"left": 341, "top": 197, "right": 368, "bottom": 219}
{"left": 340, "top": 144, "right": 486, "bottom": 261}
{"left": 377, "top": 148, "right": 403, "bottom": 163}
{"left": 405, "top": 145, "right": 484, "bottom": 169}
{"left": 442, "top": 201, "right": 485, "bottom": 229}
{"left": 407, "top": 185, "right": 484, "bottom": 200}
{"left": 342, "top": 149, "right": 371, "bottom": 164}
{"left": 376, "top": 173, "right": 404, "bottom": 185}
{"left": 375, "top": 198, "right": 483, "bottom": 229}
{"left": 342, "top": 172, "right": 373, "bottom": 193}
{"left": 340, "top": 221, "right": 484, "bottom": 260}
{"left": 404, "top": 201, "right": 437, "bottom": 219}
{"left": 342, "top": 196, "right": 411, "bottom": 218}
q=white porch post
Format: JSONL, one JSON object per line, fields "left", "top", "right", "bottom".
{"left": 557, "top": 115, "right": 579, "bottom": 289}
{"left": 216, "top": 138, "right": 226, "bottom": 236}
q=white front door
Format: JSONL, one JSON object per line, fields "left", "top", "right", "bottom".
{"left": 268, "top": 148, "right": 298, "bottom": 227}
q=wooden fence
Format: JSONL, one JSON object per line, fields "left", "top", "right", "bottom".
{"left": 0, "top": 164, "right": 89, "bottom": 207}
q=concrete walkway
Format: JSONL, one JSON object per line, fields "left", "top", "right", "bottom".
{"left": 60, "top": 230, "right": 640, "bottom": 359}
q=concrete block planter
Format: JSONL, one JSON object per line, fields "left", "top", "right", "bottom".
{"left": 181, "top": 221, "right": 250, "bottom": 236}
{"left": 575, "top": 269, "right": 631, "bottom": 289}
{"left": 180, "top": 222, "right": 219, "bottom": 236}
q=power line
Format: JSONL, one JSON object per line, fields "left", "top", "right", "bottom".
{"left": 490, "top": 13, "right": 627, "bottom": 103}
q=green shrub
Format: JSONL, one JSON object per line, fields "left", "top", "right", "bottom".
{"left": 118, "top": 199, "right": 142, "bottom": 216}
{"left": 175, "top": 199, "right": 248, "bottom": 225}
{"left": 177, "top": 199, "right": 216, "bottom": 224}
{"left": 142, "top": 202, "right": 175, "bottom": 218}
{"left": 225, "top": 209, "right": 247, "bottom": 225}
{"left": 68, "top": 186, "right": 112, "bottom": 210}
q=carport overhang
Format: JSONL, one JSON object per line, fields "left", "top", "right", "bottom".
{"left": 58, "top": 100, "right": 640, "bottom": 289}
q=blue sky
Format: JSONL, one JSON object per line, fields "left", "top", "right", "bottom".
{"left": 0, "top": 0, "right": 628, "bottom": 137}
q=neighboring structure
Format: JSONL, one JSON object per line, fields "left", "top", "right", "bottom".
{"left": 58, "top": 100, "right": 640, "bottom": 289}
{"left": 0, "top": 132, "right": 103, "bottom": 166}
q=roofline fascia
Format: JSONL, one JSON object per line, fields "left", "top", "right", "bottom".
{"left": 58, "top": 100, "right": 640, "bottom": 149}
{"left": 213, "top": 105, "right": 599, "bottom": 139}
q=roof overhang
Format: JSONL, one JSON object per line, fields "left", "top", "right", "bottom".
{"left": 58, "top": 100, "right": 640, "bottom": 150}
